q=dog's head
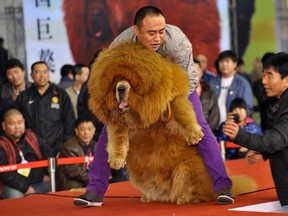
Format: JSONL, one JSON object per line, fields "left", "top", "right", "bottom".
{"left": 88, "top": 42, "right": 189, "bottom": 128}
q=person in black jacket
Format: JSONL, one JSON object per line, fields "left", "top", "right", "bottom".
{"left": 224, "top": 52, "right": 288, "bottom": 206}
{"left": 16, "top": 61, "right": 75, "bottom": 157}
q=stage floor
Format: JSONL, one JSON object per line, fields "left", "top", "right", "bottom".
{"left": 1, "top": 159, "right": 284, "bottom": 216}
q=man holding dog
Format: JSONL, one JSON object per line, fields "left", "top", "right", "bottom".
{"left": 74, "top": 6, "right": 234, "bottom": 206}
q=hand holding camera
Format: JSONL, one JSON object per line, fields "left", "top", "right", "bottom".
{"left": 227, "top": 113, "right": 240, "bottom": 124}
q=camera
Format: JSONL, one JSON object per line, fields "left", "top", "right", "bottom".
{"left": 232, "top": 113, "right": 240, "bottom": 123}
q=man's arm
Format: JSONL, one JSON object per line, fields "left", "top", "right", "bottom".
{"left": 165, "top": 25, "right": 198, "bottom": 94}
{"left": 61, "top": 90, "right": 76, "bottom": 141}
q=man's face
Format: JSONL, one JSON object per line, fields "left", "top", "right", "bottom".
{"left": 262, "top": 68, "right": 288, "bottom": 98}
{"left": 31, "top": 63, "right": 50, "bottom": 87}
{"left": 218, "top": 58, "right": 237, "bottom": 78}
{"left": 6, "top": 67, "right": 26, "bottom": 87}
{"left": 133, "top": 15, "right": 166, "bottom": 52}
{"left": 2, "top": 114, "right": 25, "bottom": 142}
{"left": 75, "top": 121, "right": 96, "bottom": 145}
{"left": 77, "top": 67, "right": 90, "bottom": 84}
{"left": 195, "top": 55, "right": 208, "bottom": 70}
{"left": 194, "top": 63, "right": 203, "bottom": 82}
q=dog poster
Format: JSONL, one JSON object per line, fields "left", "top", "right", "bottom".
{"left": 23, "top": 0, "right": 230, "bottom": 83}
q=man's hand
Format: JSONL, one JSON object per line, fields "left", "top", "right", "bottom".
{"left": 43, "top": 175, "right": 50, "bottom": 182}
{"left": 246, "top": 150, "right": 262, "bottom": 165}
{"left": 223, "top": 120, "right": 239, "bottom": 140}
{"left": 25, "top": 186, "right": 36, "bottom": 195}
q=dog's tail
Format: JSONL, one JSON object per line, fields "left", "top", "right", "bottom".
{"left": 231, "top": 175, "right": 257, "bottom": 196}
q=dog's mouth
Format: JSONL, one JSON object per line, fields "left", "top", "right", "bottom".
{"left": 119, "top": 100, "right": 130, "bottom": 111}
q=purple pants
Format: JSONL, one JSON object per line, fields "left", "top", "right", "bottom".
{"left": 87, "top": 91, "right": 232, "bottom": 196}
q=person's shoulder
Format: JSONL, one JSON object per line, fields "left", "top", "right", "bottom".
{"left": 60, "top": 136, "right": 83, "bottom": 154}
{"left": 111, "top": 26, "right": 134, "bottom": 46}
{"left": 52, "top": 83, "right": 70, "bottom": 95}
{"left": 17, "top": 85, "right": 34, "bottom": 99}
{"left": 65, "top": 86, "right": 73, "bottom": 93}
{"left": 208, "top": 74, "right": 220, "bottom": 84}
{"left": 1, "top": 82, "right": 12, "bottom": 89}
{"left": 166, "top": 24, "right": 183, "bottom": 33}
{"left": 235, "top": 73, "right": 249, "bottom": 82}
{"left": 234, "top": 74, "right": 251, "bottom": 87}
{"left": 165, "top": 24, "right": 187, "bottom": 40}
{"left": 25, "top": 129, "right": 39, "bottom": 141}
{"left": 63, "top": 136, "right": 78, "bottom": 147}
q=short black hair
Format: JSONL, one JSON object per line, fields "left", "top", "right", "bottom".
{"left": 193, "top": 58, "right": 201, "bottom": 66}
{"left": 218, "top": 50, "right": 238, "bottom": 63}
{"left": 261, "top": 52, "right": 274, "bottom": 64}
{"left": 73, "top": 64, "right": 88, "bottom": 79}
{"left": 237, "top": 58, "right": 245, "bottom": 66}
{"left": 263, "top": 52, "right": 288, "bottom": 79}
{"left": 5, "top": 58, "right": 25, "bottom": 72}
{"left": 229, "top": 97, "right": 247, "bottom": 112}
{"left": 134, "top": 6, "right": 165, "bottom": 27}
{"left": 31, "top": 61, "right": 49, "bottom": 73}
{"left": 60, "top": 64, "right": 74, "bottom": 77}
{"left": 75, "top": 113, "right": 96, "bottom": 128}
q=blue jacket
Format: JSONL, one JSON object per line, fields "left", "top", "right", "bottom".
{"left": 209, "top": 73, "right": 253, "bottom": 116}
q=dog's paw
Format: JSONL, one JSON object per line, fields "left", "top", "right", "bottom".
{"left": 141, "top": 195, "right": 151, "bottom": 203}
{"left": 108, "top": 156, "right": 126, "bottom": 170}
{"left": 186, "top": 126, "right": 204, "bottom": 145}
{"left": 176, "top": 196, "right": 189, "bottom": 205}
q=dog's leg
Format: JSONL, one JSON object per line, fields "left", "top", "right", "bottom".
{"left": 169, "top": 96, "right": 204, "bottom": 145}
{"left": 170, "top": 155, "right": 215, "bottom": 204}
{"left": 106, "top": 124, "right": 129, "bottom": 170}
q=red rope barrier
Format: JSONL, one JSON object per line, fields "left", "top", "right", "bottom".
{"left": 0, "top": 156, "right": 94, "bottom": 173}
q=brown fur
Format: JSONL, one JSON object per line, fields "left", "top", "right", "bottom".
{"left": 88, "top": 42, "right": 256, "bottom": 204}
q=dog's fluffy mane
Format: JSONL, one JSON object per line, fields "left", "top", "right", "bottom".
{"left": 88, "top": 42, "right": 189, "bottom": 128}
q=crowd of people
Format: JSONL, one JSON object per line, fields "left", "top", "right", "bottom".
{"left": 0, "top": 4, "right": 287, "bottom": 208}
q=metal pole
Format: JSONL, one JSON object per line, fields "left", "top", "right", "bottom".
{"left": 48, "top": 157, "right": 56, "bottom": 192}
{"left": 220, "top": 141, "right": 226, "bottom": 161}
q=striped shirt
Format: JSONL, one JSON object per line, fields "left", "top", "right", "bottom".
{"left": 110, "top": 24, "right": 198, "bottom": 93}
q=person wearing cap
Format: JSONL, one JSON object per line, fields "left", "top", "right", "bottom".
{"left": 224, "top": 52, "right": 288, "bottom": 206}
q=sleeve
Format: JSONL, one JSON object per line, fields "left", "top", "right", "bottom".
{"left": 0, "top": 146, "right": 30, "bottom": 193}
{"left": 59, "top": 143, "right": 89, "bottom": 184}
{"left": 76, "top": 81, "right": 88, "bottom": 116}
{"left": 241, "top": 80, "right": 254, "bottom": 117}
{"left": 15, "top": 91, "right": 25, "bottom": 113}
{"left": 61, "top": 90, "right": 76, "bottom": 142}
{"left": 171, "top": 37, "right": 198, "bottom": 94}
{"left": 234, "top": 124, "right": 288, "bottom": 154}
{"left": 206, "top": 91, "right": 220, "bottom": 132}
{"left": 215, "top": 122, "right": 230, "bottom": 142}
{"left": 109, "top": 27, "right": 134, "bottom": 48}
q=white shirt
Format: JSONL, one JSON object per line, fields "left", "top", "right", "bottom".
{"left": 218, "top": 76, "right": 234, "bottom": 125}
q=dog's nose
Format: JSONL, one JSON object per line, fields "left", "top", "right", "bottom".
{"left": 117, "top": 85, "right": 126, "bottom": 93}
